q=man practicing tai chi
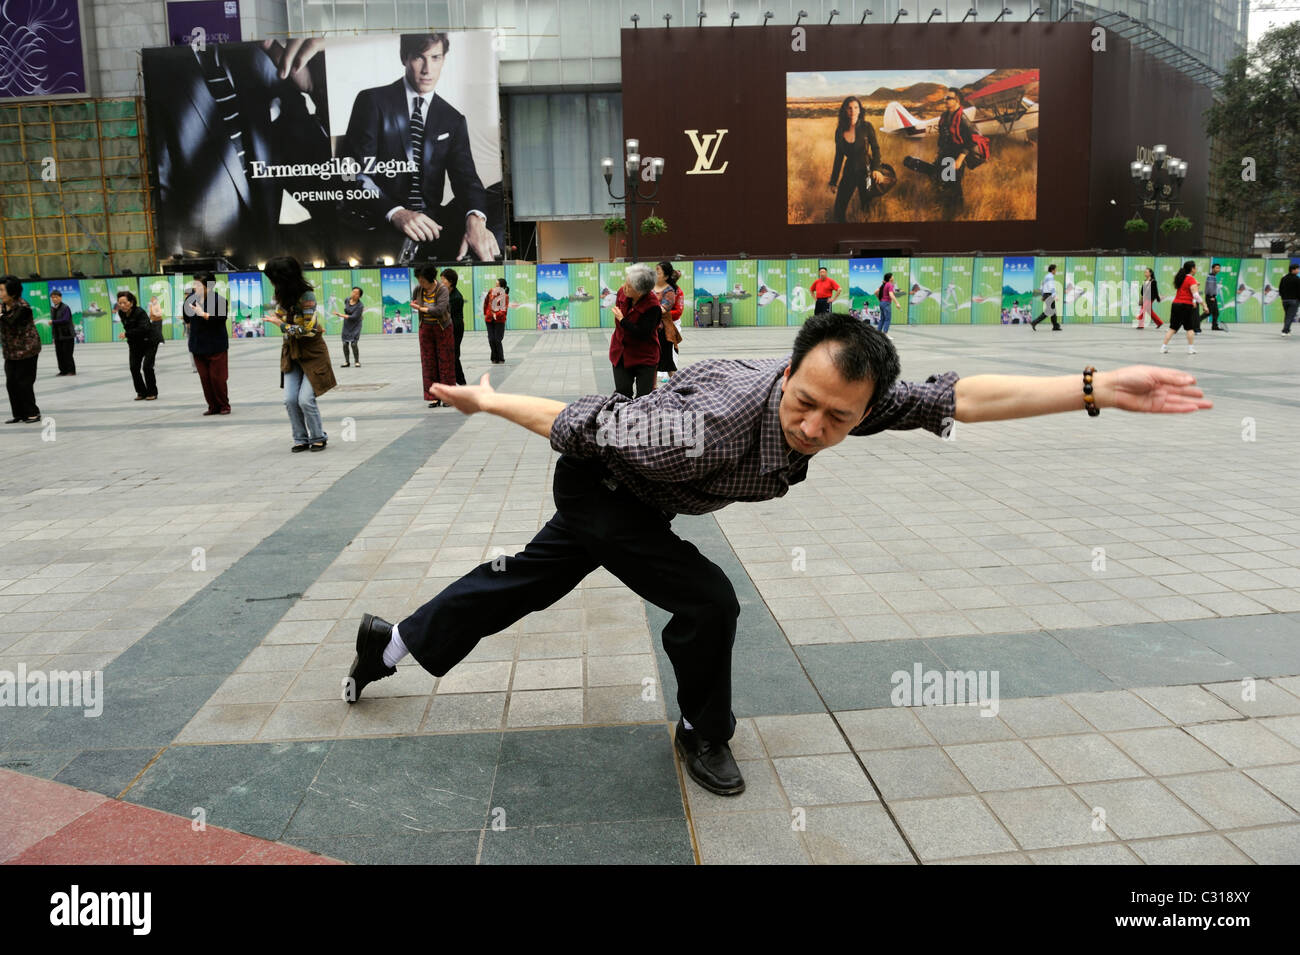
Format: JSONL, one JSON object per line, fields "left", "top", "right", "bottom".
{"left": 343, "top": 269, "right": 1212, "bottom": 796}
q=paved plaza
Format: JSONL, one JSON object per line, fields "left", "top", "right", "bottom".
{"left": 2, "top": 322, "right": 1299, "bottom": 865}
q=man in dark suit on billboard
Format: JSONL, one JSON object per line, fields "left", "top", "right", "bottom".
{"left": 143, "top": 39, "right": 334, "bottom": 265}
{"left": 340, "top": 33, "right": 501, "bottom": 263}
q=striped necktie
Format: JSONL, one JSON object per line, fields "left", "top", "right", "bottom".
{"left": 197, "top": 47, "right": 248, "bottom": 173}
{"left": 408, "top": 95, "right": 425, "bottom": 211}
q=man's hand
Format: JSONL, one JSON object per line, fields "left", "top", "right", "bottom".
{"left": 391, "top": 208, "right": 442, "bottom": 243}
{"left": 430, "top": 372, "right": 496, "bottom": 414}
{"left": 1102, "top": 365, "right": 1213, "bottom": 414}
{"left": 456, "top": 216, "right": 501, "bottom": 261}
{"left": 612, "top": 306, "right": 624, "bottom": 323}
{"left": 871, "top": 170, "right": 885, "bottom": 183}
{"left": 259, "top": 38, "right": 325, "bottom": 93}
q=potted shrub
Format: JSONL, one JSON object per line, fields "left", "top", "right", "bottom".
{"left": 640, "top": 216, "right": 668, "bottom": 236}
{"left": 1123, "top": 217, "right": 1149, "bottom": 234}
{"left": 603, "top": 217, "right": 627, "bottom": 259}
{"left": 1159, "top": 215, "right": 1192, "bottom": 235}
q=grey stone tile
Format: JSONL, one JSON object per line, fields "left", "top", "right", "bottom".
{"left": 587, "top": 654, "right": 657, "bottom": 687}
{"left": 130, "top": 740, "right": 332, "bottom": 841}
{"left": 753, "top": 714, "right": 849, "bottom": 757}
{"left": 1051, "top": 622, "right": 1244, "bottom": 687}
{"left": 890, "top": 795, "right": 1018, "bottom": 861}
{"left": 52, "top": 748, "right": 159, "bottom": 797}
{"left": 584, "top": 684, "right": 665, "bottom": 723}
{"left": 1244, "top": 765, "right": 1300, "bottom": 814}
{"left": 177, "top": 703, "right": 275, "bottom": 743}
{"left": 1129, "top": 834, "right": 1253, "bottom": 865}
{"left": 912, "top": 705, "right": 1017, "bottom": 745}
{"left": 945, "top": 740, "right": 1060, "bottom": 792}
{"left": 480, "top": 820, "right": 694, "bottom": 865}
{"left": 1071, "top": 779, "right": 1210, "bottom": 840}
{"left": 1027, "top": 844, "right": 1140, "bottom": 864}
{"left": 284, "top": 734, "right": 499, "bottom": 838}
{"left": 996, "top": 697, "right": 1093, "bottom": 738}
{"left": 693, "top": 810, "right": 810, "bottom": 864}
{"left": 1184, "top": 721, "right": 1300, "bottom": 767}
{"left": 421, "top": 692, "right": 506, "bottom": 732}
{"left": 1173, "top": 614, "right": 1300, "bottom": 676}
{"left": 923, "top": 631, "right": 1116, "bottom": 699}
{"left": 1062, "top": 690, "right": 1170, "bottom": 731}
{"left": 0, "top": 748, "right": 79, "bottom": 779}
{"left": 511, "top": 658, "right": 582, "bottom": 691}
{"left": 795, "top": 641, "right": 947, "bottom": 711}
{"left": 804, "top": 805, "right": 916, "bottom": 864}
{"left": 1260, "top": 715, "right": 1300, "bottom": 748}
{"left": 1026, "top": 733, "right": 1146, "bottom": 784}
{"left": 930, "top": 853, "right": 1030, "bottom": 864}
{"left": 983, "top": 786, "right": 1113, "bottom": 850}
{"left": 1224, "top": 824, "right": 1300, "bottom": 864}
{"left": 505, "top": 689, "right": 584, "bottom": 727}
{"left": 685, "top": 758, "right": 787, "bottom": 815}
{"left": 258, "top": 700, "right": 350, "bottom": 740}
{"left": 290, "top": 830, "right": 480, "bottom": 865}
{"left": 339, "top": 697, "right": 429, "bottom": 737}
{"left": 773, "top": 754, "right": 877, "bottom": 806}
{"left": 1203, "top": 679, "right": 1300, "bottom": 718}
{"left": 1108, "top": 727, "right": 1228, "bottom": 776}
{"left": 835, "top": 707, "right": 934, "bottom": 751}
{"left": 860, "top": 746, "right": 972, "bottom": 800}
{"left": 1162, "top": 771, "right": 1298, "bottom": 829}
{"left": 1132, "top": 685, "right": 1242, "bottom": 725}
{"left": 210, "top": 671, "right": 294, "bottom": 706}
{"left": 491, "top": 725, "right": 682, "bottom": 827}
{"left": 436, "top": 661, "right": 513, "bottom": 694}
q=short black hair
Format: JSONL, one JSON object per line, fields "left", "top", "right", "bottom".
{"left": 1290, "top": 263, "right": 1299, "bottom": 272}
{"left": 49, "top": 288, "right": 61, "bottom": 297}
{"left": 790, "top": 312, "right": 900, "bottom": 402}
{"left": 400, "top": 32, "right": 448, "bottom": 61}
{"left": 818, "top": 266, "right": 828, "bottom": 273}
{"left": 1047, "top": 264, "right": 1056, "bottom": 272}
{"left": 116, "top": 289, "right": 137, "bottom": 306}
{"left": 0, "top": 275, "right": 21, "bottom": 299}
{"left": 440, "top": 267, "right": 458, "bottom": 288}
{"left": 194, "top": 270, "right": 216, "bottom": 287}
{"left": 351, "top": 286, "right": 362, "bottom": 296}
{"left": 417, "top": 264, "right": 440, "bottom": 283}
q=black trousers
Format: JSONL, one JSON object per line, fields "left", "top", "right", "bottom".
{"left": 342, "top": 339, "right": 359, "bottom": 363}
{"left": 54, "top": 336, "right": 75, "bottom": 374}
{"left": 487, "top": 321, "right": 505, "bottom": 362}
{"left": 612, "top": 361, "right": 656, "bottom": 398}
{"left": 4, "top": 355, "right": 40, "bottom": 419}
{"left": 1031, "top": 292, "right": 1059, "bottom": 327}
{"left": 1207, "top": 295, "right": 1220, "bottom": 327}
{"left": 398, "top": 455, "right": 740, "bottom": 741}
{"left": 832, "top": 172, "right": 873, "bottom": 222}
{"left": 813, "top": 297, "right": 832, "bottom": 315}
{"left": 128, "top": 338, "right": 159, "bottom": 397}
{"left": 452, "top": 317, "right": 466, "bottom": 384}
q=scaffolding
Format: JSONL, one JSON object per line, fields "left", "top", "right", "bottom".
{"left": 0, "top": 98, "right": 156, "bottom": 278}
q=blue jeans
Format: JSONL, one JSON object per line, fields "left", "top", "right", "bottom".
{"left": 878, "top": 302, "right": 892, "bottom": 334}
{"left": 283, "top": 362, "right": 326, "bottom": 444}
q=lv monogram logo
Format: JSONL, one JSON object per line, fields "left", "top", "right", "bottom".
{"left": 684, "top": 129, "right": 729, "bottom": 175}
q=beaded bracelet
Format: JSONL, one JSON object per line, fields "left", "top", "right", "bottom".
{"left": 1082, "top": 366, "right": 1099, "bottom": 417}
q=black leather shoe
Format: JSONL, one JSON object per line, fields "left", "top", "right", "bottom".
{"left": 344, "top": 613, "right": 397, "bottom": 703}
{"left": 674, "top": 719, "right": 745, "bottom": 795}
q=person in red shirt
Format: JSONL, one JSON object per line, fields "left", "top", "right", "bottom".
{"left": 1162, "top": 261, "right": 1204, "bottom": 356}
{"left": 810, "top": 267, "right": 841, "bottom": 315}
{"left": 609, "top": 263, "right": 661, "bottom": 397}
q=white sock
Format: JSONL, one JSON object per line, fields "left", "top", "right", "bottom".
{"left": 381, "top": 624, "right": 409, "bottom": 668}
{"left": 682, "top": 718, "right": 694, "bottom": 731}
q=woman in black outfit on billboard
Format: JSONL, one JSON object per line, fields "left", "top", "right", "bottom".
{"left": 829, "top": 96, "right": 885, "bottom": 222}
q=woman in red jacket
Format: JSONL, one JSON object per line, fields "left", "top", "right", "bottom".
{"left": 1162, "top": 261, "right": 1203, "bottom": 356}
{"left": 654, "top": 261, "right": 683, "bottom": 386}
{"left": 609, "top": 263, "right": 661, "bottom": 398}
{"left": 484, "top": 277, "right": 508, "bottom": 364}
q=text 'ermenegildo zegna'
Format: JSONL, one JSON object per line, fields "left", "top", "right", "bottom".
{"left": 248, "top": 156, "right": 416, "bottom": 180}
{"left": 50, "top": 886, "right": 151, "bottom": 936}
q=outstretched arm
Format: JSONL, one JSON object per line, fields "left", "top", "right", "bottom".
{"left": 954, "top": 366, "right": 1212, "bottom": 423}
{"left": 431, "top": 373, "right": 566, "bottom": 438}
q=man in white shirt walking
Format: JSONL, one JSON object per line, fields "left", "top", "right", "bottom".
{"left": 1031, "top": 264, "right": 1061, "bottom": 331}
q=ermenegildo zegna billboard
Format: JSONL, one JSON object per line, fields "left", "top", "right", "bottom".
{"left": 141, "top": 32, "right": 503, "bottom": 266}
{"left": 621, "top": 23, "right": 1208, "bottom": 257}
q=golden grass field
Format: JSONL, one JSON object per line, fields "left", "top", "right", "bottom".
{"left": 786, "top": 114, "right": 1038, "bottom": 224}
